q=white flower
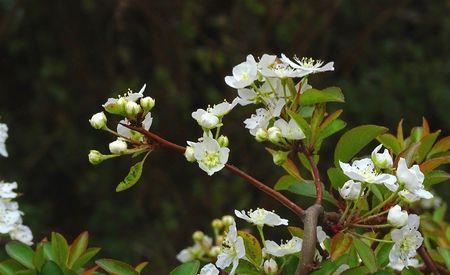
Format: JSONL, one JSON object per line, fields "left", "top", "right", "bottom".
{"left": 332, "top": 264, "right": 350, "bottom": 275}
{"left": 389, "top": 214, "right": 423, "bottom": 271}
{"left": 280, "top": 54, "right": 334, "bottom": 77}
{"left": 125, "top": 101, "right": 142, "bottom": 118}
{"left": 264, "top": 237, "right": 302, "bottom": 257}
{"left": 0, "top": 200, "right": 22, "bottom": 234}
{"left": 371, "top": 144, "right": 393, "bottom": 169}
{"left": 234, "top": 208, "right": 288, "bottom": 227}
{"left": 339, "top": 180, "right": 362, "bottom": 201}
{"left": 316, "top": 226, "right": 329, "bottom": 250}
{"left": 274, "top": 118, "right": 305, "bottom": 140}
{"left": 396, "top": 158, "right": 432, "bottom": 200}
{"left": 263, "top": 258, "right": 278, "bottom": 275}
{"left": 216, "top": 222, "right": 245, "bottom": 275}
{"left": 0, "top": 123, "right": 8, "bottom": 157}
{"left": 140, "top": 96, "right": 155, "bottom": 111}
{"left": 142, "top": 112, "right": 153, "bottom": 130}
{"left": 257, "top": 54, "right": 277, "bottom": 74}
{"left": 260, "top": 60, "right": 302, "bottom": 78}
{"left": 244, "top": 108, "right": 272, "bottom": 136}
{"left": 0, "top": 181, "right": 18, "bottom": 199}
{"left": 89, "top": 112, "right": 107, "bottom": 129}
{"left": 184, "top": 143, "right": 196, "bottom": 162}
{"left": 10, "top": 225, "right": 33, "bottom": 246}
{"left": 210, "top": 100, "right": 237, "bottom": 117}
{"left": 387, "top": 205, "right": 408, "bottom": 227}
{"left": 420, "top": 195, "right": 442, "bottom": 209}
{"left": 103, "top": 84, "right": 146, "bottom": 114}
{"left": 198, "top": 264, "right": 219, "bottom": 275}
{"left": 192, "top": 136, "right": 229, "bottom": 176}
{"left": 225, "top": 55, "right": 258, "bottom": 89}
{"left": 109, "top": 138, "right": 128, "bottom": 154}
{"left": 176, "top": 243, "right": 203, "bottom": 263}
{"left": 339, "top": 158, "right": 398, "bottom": 191}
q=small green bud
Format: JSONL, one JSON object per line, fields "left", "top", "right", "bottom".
{"left": 255, "top": 128, "right": 268, "bottom": 142}
{"left": 192, "top": 230, "right": 204, "bottom": 242}
{"left": 221, "top": 215, "right": 234, "bottom": 226}
{"left": 272, "top": 150, "right": 289, "bottom": 166}
{"left": 104, "top": 97, "right": 127, "bottom": 115}
{"left": 268, "top": 127, "right": 282, "bottom": 143}
{"left": 125, "top": 101, "right": 142, "bottom": 118}
{"left": 89, "top": 112, "right": 107, "bottom": 129}
{"left": 217, "top": 135, "right": 229, "bottom": 147}
{"left": 211, "top": 219, "right": 223, "bottom": 229}
{"left": 140, "top": 96, "right": 155, "bottom": 112}
{"left": 88, "top": 150, "right": 105, "bottom": 165}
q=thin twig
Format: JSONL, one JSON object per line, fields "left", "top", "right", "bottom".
{"left": 299, "top": 142, "right": 323, "bottom": 205}
{"left": 418, "top": 245, "right": 440, "bottom": 275}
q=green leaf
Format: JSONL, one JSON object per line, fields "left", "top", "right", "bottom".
{"left": 327, "top": 167, "right": 348, "bottom": 189}
{"left": 33, "top": 243, "right": 46, "bottom": 271}
{"left": 283, "top": 256, "right": 299, "bottom": 275}
{"left": 51, "top": 232, "right": 69, "bottom": 268}
{"left": 169, "top": 260, "right": 200, "bottom": 275}
{"left": 0, "top": 259, "right": 26, "bottom": 275}
{"left": 5, "top": 241, "right": 35, "bottom": 269}
{"left": 352, "top": 237, "right": 378, "bottom": 273}
{"left": 96, "top": 259, "right": 139, "bottom": 275}
{"left": 41, "top": 261, "right": 63, "bottom": 275}
{"left": 135, "top": 262, "right": 149, "bottom": 273}
{"left": 369, "top": 184, "right": 384, "bottom": 202}
{"left": 311, "top": 254, "right": 348, "bottom": 275}
{"left": 423, "top": 170, "right": 450, "bottom": 187}
{"left": 274, "top": 175, "right": 337, "bottom": 205}
{"left": 43, "top": 243, "right": 56, "bottom": 262}
{"left": 347, "top": 246, "right": 359, "bottom": 268}
{"left": 317, "top": 119, "right": 347, "bottom": 141}
{"left": 320, "top": 109, "right": 343, "bottom": 130}
{"left": 433, "top": 203, "right": 447, "bottom": 222}
{"left": 287, "top": 110, "right": 311, "bottom": 138}
{"left": 416, "top": 130, "right": 441, "bottom": 163}
{"left": 401, "top": 267, "right": 421, "bottom": 275}
{"left": 437, "top": 247, "right": 450, "bottom": 270}
{"left": 67, "top": 231, "right": 89, "bottom": 268}
{"left": 116, "top": 157, "right": 147, "bottom": 192}
{"left": 428, "top": 136, "right": 450, "bottom": 158}
{"left": 331, "top": 233, "right": 353, "bottom": 260}
{"left": 342, "top": 266, "right": 369, "bottom": 275}
{"left": 300, "top": 87, "right": 345, "bottom": 105}
{"left": 237, "top": 231, "right": 262, "bottom": 266}
{"left": 71, "top": 247, "right": 100, "bottom": 271}
{"left": 334, "top": 125, "right": 388, "bottom": 166}
{"left": 234, "top": 260, "right": 260, "bottom": 275}
{"left": 16, "top": 270, "right": 38, "bottom": 275}
{"left": 377, "top": 134, "right": 402, "bottom": 155}
{"left": 287, "top": 226, "right": 304, "bottom": 238}
{"left": 375, "top": 243, "right": 394, "bottom": 267}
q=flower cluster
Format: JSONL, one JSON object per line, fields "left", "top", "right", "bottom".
{"left": 0, "top": 123, "right": 33, "bottom": 245}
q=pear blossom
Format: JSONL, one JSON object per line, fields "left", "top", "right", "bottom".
{"left": 192, "top": 101, "right": 237, "bottom": 129}
{"left": 280, "top": 54, "right": 334, "bottom": 77}
{"left": 0, "top": 123, "right": 8, "bottom": 157}
{"left": 263, "top": 258, "right": 278, "bottom": 274}
{"left": 316, "top": 226, "right": 329, "bottom": 250}
{"left": 234, "top": 208, "right": 288, "bottom": 227}
{"left": 103, "top": 84, "right": 146, "bottom": 114}
{"left": 140, "top": 96, "right": 155, "bottom": 111}
{"left": 176, "top": 243, "right": 203, "bottom": 263}
{"left": 267, "top": 127, "right": 283, "bottom": 143}
{"left": 396, "top": 158, "right": 432, "bottom": 200}
{"left": 264, "top": 236, "right": 303, "bottom": 257}
{"left": 109, "top": 138, "right": 128, "bottom": 154}
{"left": 192, "top": 135, "right": 229, "bottom": 176}
{"left": 10, "top": 225, "right": 33, "bottom": 246}
{"left": 198, "top": 264, "right": 219, "bottom": 275}
{"left": 339, "top": 180, "right": 362, "bottom": 200}
{"left": 0, "top": 200, "right": 22, "bottom": 234}
{"left": 371, "top": 144, "right": 393, "bottom": 169}
{"left": 225, "top": 55, "right": 258, "bottom": 89}
{"left": 260, "top": 59, "right": 302, "bottom": 79}
{"left": 274, "top": 118, "right": 305, "bottom": 140}
{"left": 216, "top": 221, "right": 245, "bottom": 275}
{"left": 184, "top": 143, "right": 196, "bottom": 162}
{"left": 89, "top": 112, "right": 107, "bottom": 129}
{"left": 389, "top": 214, "right": 423, "bottom": 271}
{"left": 142, "top": 112, "right": 153, "bottom": 130}
{"left": 387, "top": 205, "right": 408, "bottom": 227}
{"left": 257, "top": 54, "right": 277, "bottom": 74}
{"left": 244, "top": 108, "right": 272, "bottom": 136}
{"left": 339, "top": 158, "right": 398, "bottom": 191}
{"left": 0, "top": 181, "right": 18, "bottom": 199}
{"left": 125, "top": 101, "right": 142, "bottom": 117}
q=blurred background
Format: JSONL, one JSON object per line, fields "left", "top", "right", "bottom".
{"left": 0, "top": 0, "right": 449, "bottom": 273}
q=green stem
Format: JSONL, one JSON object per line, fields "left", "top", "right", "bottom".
{"left": 350, "top": 223, "right": 392, "bottom": 229}
{"left": 357, "top": 208, "right": 390, "bottom": 224}
{"left": 339, "top": 202, "right": 352, "bottom": 224}
{"left": 350, "top": 232, "right": 394, "bottom": 243}
{"left": 346, "top": 185, "right": 366, "bottom": 223}
{"left": 360, "top": 189, "right": 399, "bottom": 219}
{"left": 257, "top": 225, "right": 266, "bottom": 244}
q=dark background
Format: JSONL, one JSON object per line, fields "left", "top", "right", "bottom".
{"left": 0, "top": 0, "right": 449, "bottom": 273}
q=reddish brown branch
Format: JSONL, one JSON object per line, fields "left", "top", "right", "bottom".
{"left": 124, "top": 124, "right": 305, "bottom": 216}
{"left": 300, "top": 142, "right": 323, "bottom": 205}
{"left": 418, "top": 245, "right": 440, "bottom": 275}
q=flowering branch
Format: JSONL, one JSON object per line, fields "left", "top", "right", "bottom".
{"left": 123, "top": 124, "right": 305, "bottom": 216}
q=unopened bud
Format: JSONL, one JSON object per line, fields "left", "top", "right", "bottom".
{"left": 192, "top": 231, "right": 204, "bottom": 242}
{"left": 184, "top": 146, "right": 196, "bottom": 162}
{"left": 109, "top": 138, "right": 128, "bottom": 154}
{"left": 263, "top": 259, "right": 278, "bottom": 275}
{"left": 140, "top": 96, "right": 155, "bottom": 112}
{"left": 211, "top": 219, "right": 223, "bottom": 230}
{"left": 268, "top": 127, "right": 282, "bottom": 143}
{"left": 217, "top": 135, "right": 229, "bottom": 147}
{"left": 88, "top": 150, "right": 104, "bottom": 165}
{"left": 272, "top": 150, "right": 289, "bottom": 166}
{"left": 371, "top": 145, "right": 393, "bottom": 169}
{"left": 125, "top": 101, "right": 142, "bottom": 118}
{"left": 255, "top": 128, "right": 268, "bottom": 142}
{"left": 89, "top": 112, "right": 107, "bottom": 129}
{"left": 221, "top": 215, "right": 234, "bottom": 226}
{"left": 208, "top": 246, "right": 221, "bottom": 257}
{"left": 104, "top": 97, "right": 127, "bottom": 115}
{"left": 387, "top": 205, "right": 408, "bottom": 227}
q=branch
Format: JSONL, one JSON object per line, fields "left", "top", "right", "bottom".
{"left": 300, "top": 142, "right": 323, "bottom": 205}
{"left": 296, "top": 204, "right": 323, "bottom": 275}
{"left": 124, "top": 124, "right": 305, "bottom": 216}
{"left": 418, "top": 245, "right": 440, "bottom": 275}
